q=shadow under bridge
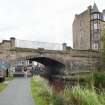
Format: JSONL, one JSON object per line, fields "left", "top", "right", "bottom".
{"left": 27, "top": 57, "right": 65, "bottom": 77}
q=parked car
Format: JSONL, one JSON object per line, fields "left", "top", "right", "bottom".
{"left": 13, "top": 66, "right": 24, "bottom": 77}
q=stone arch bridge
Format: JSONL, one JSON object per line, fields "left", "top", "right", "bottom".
{"left": 9, "top": 48, "right": 100, "bottom": 76}
{"left": 0, "top": 38, "right": 100, "bottom": 76}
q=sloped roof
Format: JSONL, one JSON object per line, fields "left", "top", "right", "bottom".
{"left": 92, "top": 3, "right": 99, "bottom": 13}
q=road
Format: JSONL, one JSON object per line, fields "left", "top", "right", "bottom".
{"left": 0, "top": 78, "right": 35, "bottom": 105}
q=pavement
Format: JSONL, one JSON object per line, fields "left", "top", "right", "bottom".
{"left": 0, "top": 78, "right": 35, "bottom": 105}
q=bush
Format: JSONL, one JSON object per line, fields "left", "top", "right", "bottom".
{"left": 77, "top": 71, "right": 105, "bottom": 89}
{"left": 93, "top": 72, "right": 105, "bottom": 88}
{"left": 52, "top": 93, "right": 64, "bottom": 105}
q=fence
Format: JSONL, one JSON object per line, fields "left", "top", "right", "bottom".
{"left": 15, "top": 39, "right": 63, "bottom": 50}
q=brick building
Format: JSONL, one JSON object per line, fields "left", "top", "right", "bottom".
{"left": 73, "top": 3, "right": 105, "bottom": 51}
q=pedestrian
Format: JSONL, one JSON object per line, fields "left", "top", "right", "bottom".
{"left": 25, "top": 70, "right": 27, "bottom": 79}
{"left": 24, "top": 67, "right": 27, "bottom": 79}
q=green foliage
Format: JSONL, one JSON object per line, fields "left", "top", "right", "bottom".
{"left": 51, "top": 93, "right": 64, "bottom": 105}
{"left": 31, "top": 76, "right": 52, "bottom": 105}
{"left": 63, "top": 86, "right": 105, "bottom": 105}
{"left": 31, "top": 76, "right": 65, "bottom": 105}
{"left": 31, "top": 75, "right": 105, "bottom": 105}
{"left": 93, "top": 72, "right": 105, "bottom": 88}
{"left": 71, "top": 71, "right": 105, "bottom": 89}
{"left": 0, "top": 83, "right": 7, "bottom": 92}
{"left": 0, "top": 76, "right": 13, "bottom": 92}
{"left": 101, "top": 29, "right": 105, "bottom": 47}
{"left": 5, "top": 76, "right": 14, "bottom": 81}
{"left": 101, "top": 29, "right": 105, "bottom": 62}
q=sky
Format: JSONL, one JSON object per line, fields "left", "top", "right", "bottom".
{"left": 0, "top": 0, "right": 105, "bottom": 47}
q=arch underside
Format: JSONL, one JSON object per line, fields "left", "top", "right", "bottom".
{"left": 27, "top": 57, "right": 65, "bottom": 75}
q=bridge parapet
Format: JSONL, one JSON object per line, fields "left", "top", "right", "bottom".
{"left": 10, "top": 47, "right": 100, "bottom": 58}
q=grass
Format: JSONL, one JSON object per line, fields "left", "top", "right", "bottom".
{"left": 93, "top": 71, "right": 105, "bottom": 88}
{"left": 31, "top": 72, "right": 105, "bottom": 105}
{"left": 31, "top": 76, "right": 64, "bottom": 105}
{"left": 5, "top": 76, "right": 14, "bottom": 81}
{"left": 0, "top": 82, "right": 7, "bottom": 92}
{"left": 62, "top": 71, "right": 105, "bottom": 105}
{"left": 31, "top": 76, "right": 53, "bottom": 105}
{"left": 63, "top": 85, "right": 105, "bottom": 105}
{"left": 0, "top": 76, "right": 14, "bottom": 92}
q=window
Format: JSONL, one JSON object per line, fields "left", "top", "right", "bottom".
{"left": 94, "top": 33, "right": 99, "bottom": 40}
{"left": 93, "top": 14, "right": 97, "bottom": 19}
{"left": 97, "top": 14, "right": 100, "bottom": 19}
{"left": 92, "top": 33, "right": 99, "bottom": 40}
{"left": 91, "top": 21, "right": 100, "bottom": 31}
{"left": 104, "top": 15, "right": 105, "bottom": 21}
{"left": 91, "top": 13, "right": 103, "bottom": 20}
{"left": 93, "top": 22, "right": 100, "bottom": 30}
{"left": 92, "top": 43, "right": 98, "bottom": 50}
{"left": 95, "top": 43, "right": 98, "bottom": 49}
{"left": 94, "top": 23, "right": 97, "bottom": 29}
{"left": 100, "top": 13, "right": 103, "bottom": 20}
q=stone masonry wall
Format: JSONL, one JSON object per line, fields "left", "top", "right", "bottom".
{"left": 73, "top": 6, "right": 91, "bottom": 50}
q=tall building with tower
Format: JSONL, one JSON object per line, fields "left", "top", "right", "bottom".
{"left": 73, "top": 3, "right": 105, "bottom": 51}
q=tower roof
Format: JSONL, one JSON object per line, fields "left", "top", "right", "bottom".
{"left": 92, "top": 3, "right": 99, "bottom": 13}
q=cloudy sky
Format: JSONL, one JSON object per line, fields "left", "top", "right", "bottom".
{"left": 0, "top": 0, "right": 104, "bottom": 47}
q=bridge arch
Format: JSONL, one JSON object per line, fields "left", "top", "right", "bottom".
{"left": 27, "top": 57, "right": 65, "bottom": 76}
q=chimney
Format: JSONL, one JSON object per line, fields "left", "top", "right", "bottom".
{"left": 10, "top": 37, "right": 15, "bottom": 49}
{"left": 62, "top": 43, "right": 67, "bottom": 51}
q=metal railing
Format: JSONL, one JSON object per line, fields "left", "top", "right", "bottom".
{"left": 15, "top": 39, "right": 63, "bottom": 50}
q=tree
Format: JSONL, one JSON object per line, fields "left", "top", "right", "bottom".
{"left": 101, "top": 29, "right": 105, "bottom": 63}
